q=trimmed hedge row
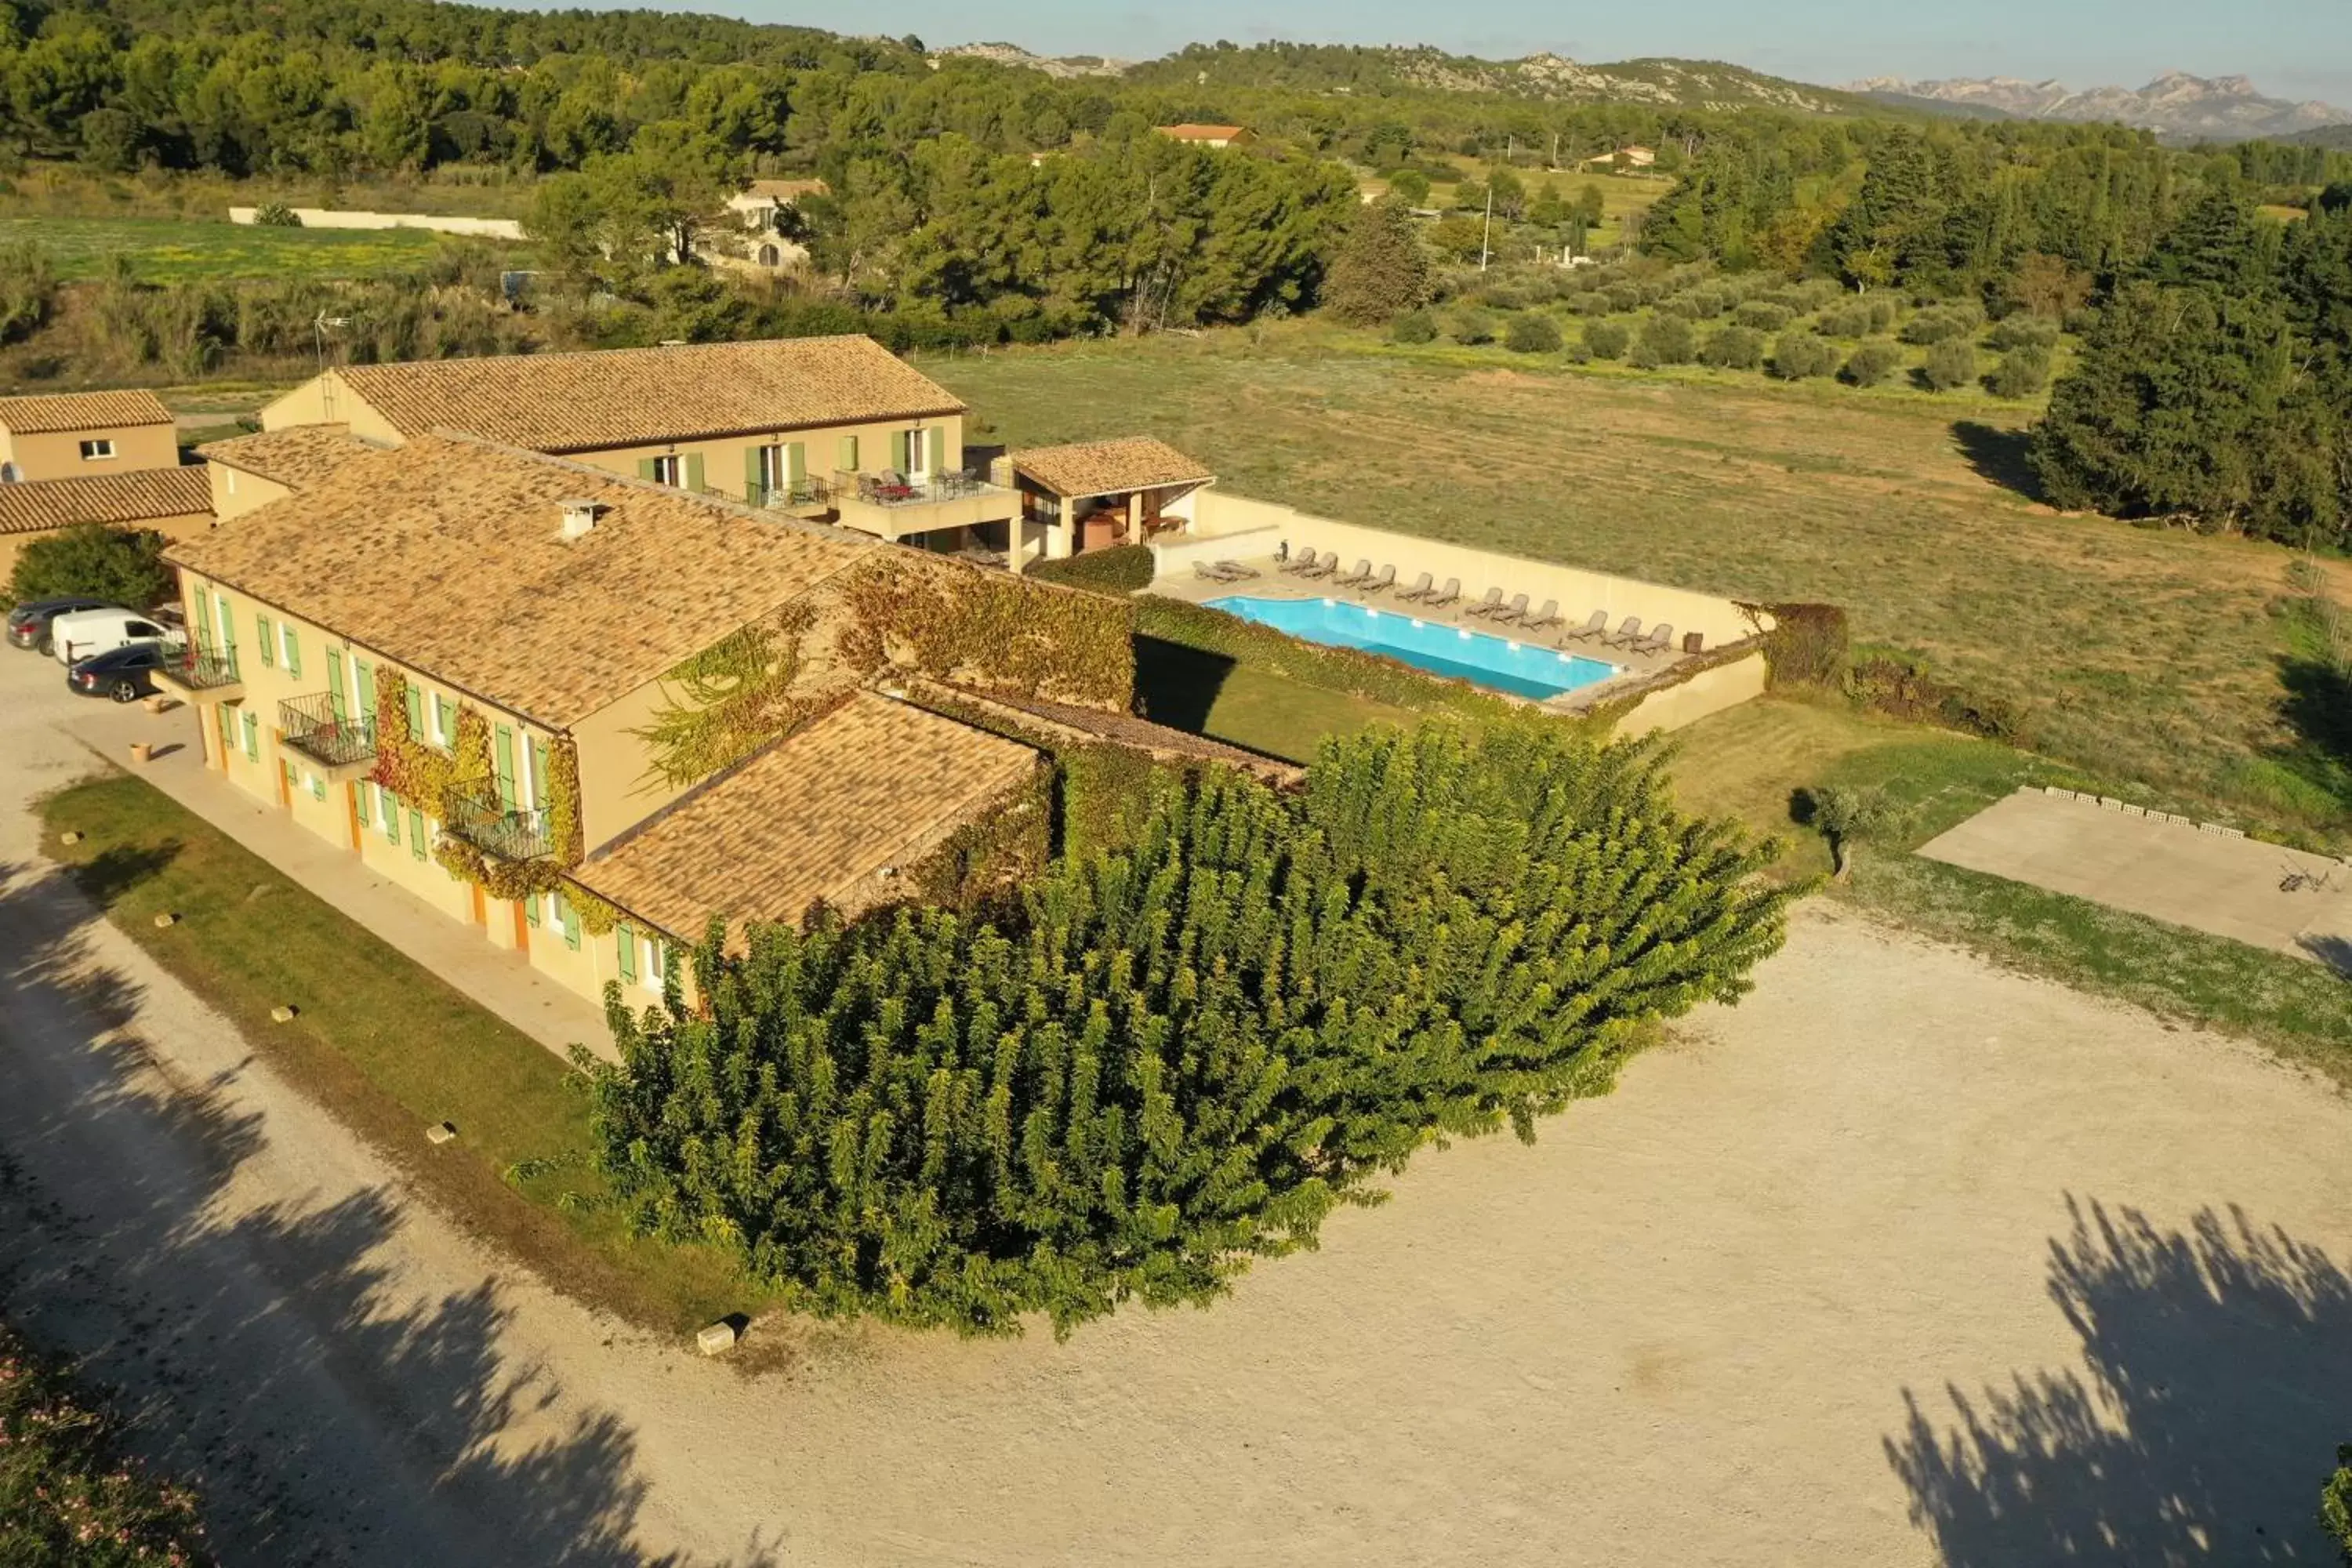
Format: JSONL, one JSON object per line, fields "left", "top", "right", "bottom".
{"left": 1134, "top": 597, "right": 1520, "bottom": 721}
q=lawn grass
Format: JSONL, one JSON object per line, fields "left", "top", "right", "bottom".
{"left": 930, "top": 329, "right": 2338, "bottom": 837}
{"left": 0, "top": 216, "right": 485, "bottom": 281}
{"left": 1666, "top": 696, "right": 2352, "bottom": 1084}
{"left": 39, "top": 772, "right": 774, "bottom": 1334}
{"left": 1138, "top": 645, "right": 1416, "bottom": 762}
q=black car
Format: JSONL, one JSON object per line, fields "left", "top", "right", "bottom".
{"left": 67, "top": 641, "right": 170, "bottom": 702}
{"left": 8, "top": 597, "right": 121, "bottom": 655}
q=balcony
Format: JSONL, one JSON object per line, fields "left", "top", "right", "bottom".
{"left": 278, "top": 692, "right": 377, "bottom": 779}
{"left": 445, "top": 790, "right": 557, "bottom": 863}
{"left": 154, "top": 640, "right": 243, "bottom": 701}
{"left": 829, "top": 469, "right": 1018, "bottom": 543}
{"left": 744, "top": 477, "right": 833, "bottom": 516}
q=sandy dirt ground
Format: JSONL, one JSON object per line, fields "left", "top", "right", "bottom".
{"left": 4, "top": 670, "right": 2351, "bottom": 1564}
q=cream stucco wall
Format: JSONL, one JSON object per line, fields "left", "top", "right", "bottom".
{"left": 1168, "top": 492, "right": 1760, "bottom": 652}
{"left": 208, "top": 462, "right": 294, "bottom": 523}
{"left": 567, "top": 672, "right": 699, "bottom": 855}
{"left": 260, "top": 376, "right": 407, "bottom": 446}
{"left": 1606, "top": 650, "right": 1770, "bottom": 741}
{"left": 1, "top": 420, "right": 179, "bottom": 483}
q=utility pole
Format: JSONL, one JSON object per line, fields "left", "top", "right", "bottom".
{"left": 1479, "top": 184, "right": 1494, "bottom": 272}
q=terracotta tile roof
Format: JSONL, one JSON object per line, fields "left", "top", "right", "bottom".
{"left": 938, "top": 683, "right": 1302, "bottom": 782}
{"left": 163, "top": 434, "right": 879, "bottom": 728}
{"left": 0, "top": 389, "right": 174, "bottom": 436}
{"left": 1011, "top": 437, "right": 1214, "bottom": 499}
{"left": 742, "top": 179, "right": 829, "bottom": 200}
{"left": 1156, "top": 124, "right": 1248, "bottom": 142}
{"left": 198, "top": 425, "right": 380, "bottom": 491}
{"left": 573, "top": 692, "right": 1038, "bottom": 940}
{"left": 0, "top": 466, "right": 212, "bottom": 537}
{"left": 330, "top": 336, "right": 964, "bottom": 452}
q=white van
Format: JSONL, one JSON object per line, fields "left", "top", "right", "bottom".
{"left": 50, "top": 608, "right": 174, "bottom": 666}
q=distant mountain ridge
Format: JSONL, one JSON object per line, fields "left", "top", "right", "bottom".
{"left": 1845, "top": 71, "right": 2350, "bottom": 141}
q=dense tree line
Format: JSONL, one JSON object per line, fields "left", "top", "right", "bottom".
{"left": 583, "top": 720, "right": 1792, "bottom": 1334}
{"left": 2032, "top": 186, "right": 2352, "bottom": 545}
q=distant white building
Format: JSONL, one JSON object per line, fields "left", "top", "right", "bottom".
{"left": 1579, "top": 145, "right": 1656, "bottom": 171}
{"left": 715, "top": 179, "right": 830, "bottom": 273}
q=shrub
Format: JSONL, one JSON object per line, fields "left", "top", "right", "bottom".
{"left": 1568, "top": 292, "right": 1613, "bottom": 318}
{"left": 251, "top": 201, "right": 302, "bottom": 227}
{"left": 1867, "top": 296, "right": 1898, "bottom": 332}
{"left": 1698, "top": 324, "right": 1766, "bottom": 370}
{"left": 2321, "top": 1446, "right": 2352, "bottom": 1561}
{"left": 1583, "top": 318, "right": 1631, "bottom": 359}
{"left": 1841, "top": 341, "right": 1904, "bottom": 387}
{"left": 1986, "top": 314, "right": 2060, "bottom": 352}
{"left": 1813, "top": 302, "right": 1872, "bottom": 339}
{"left": 1845, "top": 651, "right": 2023, "bottom": 739}
{"left": 1985, "top": 343, "right": 2053, "bottom": 398}
{"left": 1390, "top": 308, "right": 1437, "bottom": 344}
{"left": 1603, "top": 284, "right": 1642, "bottom": 312}
{"left": 1922, "top": 339, "right": 1978, "bottom": 391}
{"left": 583, "top": 721, "right": 1795, "bottom": 1334}
{"left": 1768, "top": 331, "right": 1839, "bottom": 379}
{"left": 1504, "top": 313, "right": 1563, "bottom": 354}
{"left": 1899, "top": 310, "right": 1968, "bottom": 346}
{"left": 0, "top": 240, "right": 56, "bottom": 346}
{"left": 1448, "top": 305, "right": 1498, "bottom": 345}
{"left": 1025, "top": 544, "right": 1154, "bottom": 595}
{"left": 1737, "top": 601, "right": 1849, "bottom": 688}
{"left": 1323, "top": 198, "right": 1432, "bottom": 325}
{"left": 1733, "top": 300, "right": 1794, "bottom": 332}
{"left": 1638, "top": 314, "right": 1695, "bottom": 365}
{"left": 5, "top": 524, "right": 170, "bottom": 610}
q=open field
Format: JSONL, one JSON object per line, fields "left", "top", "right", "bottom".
{"left": 933, "top": 332, "right": 2339, "bottom": 833}
{"left": 0, "top": 215, "right": 477, "bottom": 281}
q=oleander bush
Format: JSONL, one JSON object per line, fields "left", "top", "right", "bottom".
{"left": 583, "top": 720, "right": 1795, "bottom": 1334}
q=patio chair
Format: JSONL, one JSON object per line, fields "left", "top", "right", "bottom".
{"left": 1396, "top": 571, "right": 1436, "bottom": 601}
{"left": 1360, "top": 564, "right": 1398, "bottom": 594}
{"left": 1424, "top": 578, "right": 1461, "bottom": 608}
{"left": 1465, "top": 586, "right": 1506, "bottom": 619}
{"left": 1521, "top": 599, "right": 1563, "bottom": 632}
{"left": 1632, "top": 623, "right": 1675, "bottom": 655}
{"left": 1280, "top": 547, "right": 1322, "bottom": 576}
{"left": 1601, "top": 615, "right": 1646, "bottom": 649}
{"left": 1298, "top": 552, "right": 1339, "bottom": 579}
{"left": 1193, "top": 561, "right": 1243, "bottom": 583}
{"left": 1490, "top": 593, "right": 1532, "bottom": 625}
{"left": 1333, "top": 559, "right": 1375, "bottom": 586}
{"left": 1560, "top": 610, "right": 1610, "bottom": 644}
{"left": 1215, "top": 560, "right": 1261, "bottom": 580}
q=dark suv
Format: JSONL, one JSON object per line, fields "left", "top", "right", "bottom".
{"left": 7, "top": 597, "right": 121, "bottom": 656}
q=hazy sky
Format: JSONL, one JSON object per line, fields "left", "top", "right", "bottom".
{"left": 726, "top": 0, "right": 2352, "bottom": 106}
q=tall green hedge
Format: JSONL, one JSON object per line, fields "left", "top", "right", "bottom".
{"left": 584, "top": 719, "right": 1793, "bottom": 1334}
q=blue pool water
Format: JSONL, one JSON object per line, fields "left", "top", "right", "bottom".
{"left": 1204, "top": 595, "right": 1617, "bottom": 700}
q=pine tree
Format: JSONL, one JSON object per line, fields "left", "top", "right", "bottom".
{"left": 1321, "top": 198, "right": 1432, "bottom": 325}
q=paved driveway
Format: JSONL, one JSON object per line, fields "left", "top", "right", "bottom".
{"left": 3, "top": 647, "right": 2350, "bottom": 1565}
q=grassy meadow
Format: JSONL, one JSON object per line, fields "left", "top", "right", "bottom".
{"left": 931, "top": 329, "right": 2337, "bottom": 836}
{"left": 0, "top": 215, "right": 474, "bottom": 281}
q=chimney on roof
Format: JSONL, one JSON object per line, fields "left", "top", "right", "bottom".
{"left": 558, "top": 498, "right": 604, "bottom": 540}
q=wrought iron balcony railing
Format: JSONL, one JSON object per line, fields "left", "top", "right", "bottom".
{"left": 837, "top": 469, "right": 1005, "bottom": 508}
{"left": 746, "top": 477, "right": 831, "bottom": 509}
{"left": 278, "top": 692, "right": 376, "bottom": 769}
{"left": 160, "top": 639, "right": 241, "bottom": 691}
{"left": 445, "top": 790, "right": 556, "bottom": 863}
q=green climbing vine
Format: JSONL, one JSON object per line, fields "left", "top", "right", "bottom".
{"left": 632, "top": 608, "right": 842, "bottom": 791}
{"left": 843, "top": 557, "right": 1134, "bottom": 709}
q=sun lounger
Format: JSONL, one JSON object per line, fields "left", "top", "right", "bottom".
{"left": 1465, "top": 586, "right": 1506, "bottom": 619}
{"left": 1298, "top": 552, "right": 1338, "bottom": 579}
{"left": 1601, "top": 615, "right": 1646, "bottom": 649}
{"left": 1491, "top": 593, "right": 1532, "bottom": 625}
{"left": 1560, "top": 610, "right": 1610, "bottom": 644}
{"left": 1396, "top": 571, "right": 1436, "bottom": 601}
{"left": 1333, "top": 559, "right": 1375, "bottom": 586}
{"left": 1359, "top": 564, "right": 1397, "bottom": 594}
{"left": 1631, "top": 623, "right": 1675, "bottom": 655}
{"left": 1193, "top": 561, "right": 1241, "bottom": 583}
{"left": 1215, "top": 560, "right": 1260, "bottom": 580}
{"left": 1424, "top": 578, "right": 1461, "bottom": 608}
{"left": 1520, "top": 599, "right": 1563, "bottom": 632}
{"left": 1279, "top": 547, "right": 1320, "bottom": 576}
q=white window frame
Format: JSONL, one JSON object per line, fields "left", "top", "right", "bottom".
{"left": 429, "top": 691, "right": 453, "bottom": 747}
{"left": 79, "top": 438, "right": 116, "bottom": 461}
{"left": 640, "top": 933, "right": 664, "bottom": 992}
{"left": 649, "top": 454, "right": 682, "bottom": 487}
{"left": 278, "top": 621, "right": 298, "bottom": 668}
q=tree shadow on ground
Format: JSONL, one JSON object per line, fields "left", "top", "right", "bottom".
{"left": 1131, "top": 633, "right": 1236, "bottom": 735}
{"left": 1885, "top": 1195, "right": 2352, "bottom": 1563}
{"left": 0, "top": 858, "right": 775, "bottom": 1566}
{"left": 1951, "top": 421, "right": 2043, "bottom": 504}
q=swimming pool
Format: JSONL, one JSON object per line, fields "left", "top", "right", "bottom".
{"left": 1203, "top": 595, "right": 1618, "bottom": 701}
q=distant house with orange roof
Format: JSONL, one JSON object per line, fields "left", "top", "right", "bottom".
{"left": 720, "top": 178, "right": 833, "bottom": 273}
{"left": 1155, "top": 123, "right": 1252, "bottom": 149}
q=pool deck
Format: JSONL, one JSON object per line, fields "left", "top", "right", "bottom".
{"left": 1149, "top": 558, "right": 1692, "bottom": 712}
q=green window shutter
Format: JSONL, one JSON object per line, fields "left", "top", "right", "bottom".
{"left": 281, "top": 759, "right": 297, "bottom": 795}
{"left": 194, "top": 588, "right": 212, "bottom": 643}
{"left": 890, "top": 430, "right": 910, "bottom": 473}
{"left": 325, "top": 649, "right": 345, "bottom": 717}
{"left": 494, "top": 725, "right": 517, "bottom": 812}
{"left": 786, "top": 441, "right": 805, "bottom": 486}
{"left": 384, "top": 789, "right": 401, "bottom": 846}
{"left": 524, "top": 891, "right": 540, "bottom": 928}
{"left": 215, "top": 703, "right": 233, "bottom": 755}
{"left": 355, "top": 780, "right": 372, "bottom": 828}
{"left": 241, "top": 711, "right": 258, "bottom": 760}
{"left": 529, "top": 740, "right": 550, "bottom": 813}
{"left": 637, "top": 457, "right": 659, "bottom": 482}
{"left": 927, "top": 426, "right": 946, "bottom": 474}
{"left": 555, "top": 891, "right": 580, "bottom": 950}
{"left": 837, "top": 434, "right": 858, "bottom": 473}
{"left": 356, "top": 659, "right": 375, "bottom": 713}
{"left": 310, "top": 773, "right": 325, "bottom": 802}
{"left": 404, "top": 684, "right": 423, "bottom": 737}
{"left": 283, "top": 626, "right": 301, "bottom": 679}
{"left": 257, "top": 615, "right": 274, "bottom": 667}
{"left": 744, "top": 445, "right": 764, "bottom": 502}
{"left": 408, "top": 809, "right": 426, "bottom": 859}
{"left": 616, "top": 923, "right": 637, "bottom": 983}
{"left": 682, "top": 452, "right": 705, "bottom": 492}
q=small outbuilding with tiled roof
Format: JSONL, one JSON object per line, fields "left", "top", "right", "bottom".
{"left": 1154, "top": 124, "right": 1252, "bottom": 148}
{"left": 198, "top": 424, "right": 383, "bottom": 521}
{"left": 1003, "top": 437, "right": 1215, "bottom": 562}
{"left": 0, "top": 388, "right": 179, "bottom": 484}
{"left": 0, "top": 465, "right": 214, "bottom": 583}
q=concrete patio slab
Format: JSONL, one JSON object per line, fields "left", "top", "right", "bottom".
{"left": 1918, "top": 789, "right": 2352, "bottom": 968}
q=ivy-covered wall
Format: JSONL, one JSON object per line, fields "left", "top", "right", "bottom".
{"left": 371, "top": 666, "right": 586, "bottom": 902}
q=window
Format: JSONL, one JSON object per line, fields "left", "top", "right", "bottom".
{"left": 648, "top": 454, "right": 681, "bottom": 487}
{"left": 78, "top": 438, "right": 115, "bottom": 461}
{"left": 428, "top": 691, "right": 452, "bottom": 747}
{"left": 279, "top": 623, "right": 300, "bottom": 678}
{"left": 641, "top": 934, "right": 664, "bottom": 992}
{"left": 125, "top": 621, "right": 159, "bottom": 638}
{"left": 553, "top": 890, "right": 582, "bottom": 951}
{"left": 241, "top": 710, "right": 259, "bottom": 761}
{"left": 355, "top": 781, "right": 372, "bottom": 829}
{"left": 408, "top": 810, "right": 427, "bottom": 860}
{"left": 382, "top": 788, "right": 401, "bottom": 846}
{"left": 256, "top": 615, "right": 274, "bottom": 667}
{"left": 616, "top": 924, "right": 636, "bottom": 984}
{"left": 837, "top": 434, "right": 858, "bottom": 474}
{"left": 310, "top": 771, "right": 325, "bottom": 803}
